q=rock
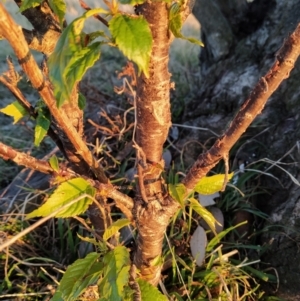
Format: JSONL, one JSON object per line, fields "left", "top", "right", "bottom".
{"left": 190, "top": 225, "right": 207, "bottom": 266}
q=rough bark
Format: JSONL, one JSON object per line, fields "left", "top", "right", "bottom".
{"left": 133, "top": 2, "right": 179, "bottom": 285}
{"left": 0, "top": 2, "right": 111, "bottom": 238}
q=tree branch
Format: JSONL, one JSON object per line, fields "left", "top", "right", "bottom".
{"left": 0, "top": 4, "right": 107, "bottom": 183}
{"left": 183, "top": 22, "right": 300, "bottom": 191}
{"left": 0, "top": 139, "right": 134, "bottom": 219}
{"left": 13, "top": 0, "right": 61, "bottom": 55}
{"left": 0, "top": 65, "right": 67, "bottom": 157}
{"left": 79, "top": 0, "right": 109, "bottom": 27}
{"left": 0, "top": 142, "right": 53, "bottom": 174}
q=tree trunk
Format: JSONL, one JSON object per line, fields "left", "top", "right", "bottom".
{"left": 133, "top": 2, "right": 179, "bottom": 285}
{"left": 191, "top": 0, "right": 300, "bottom": 299}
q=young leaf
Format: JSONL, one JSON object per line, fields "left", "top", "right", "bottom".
{"left": 26, "top": 177, "right": 95, "bottom": 218}
{"left": 137, "top": 278, "right": 168, "bottom": 301}
{"left": 48, "top": 0, "right": 66, "bottom": 27}
{"left": 168, "top": 183, "right": 186, "bottom": 207}
{"left": 169, "top": 2, "right": 204, "bottom": 47}
{"left": 99, "top": 246, "right": 131, "bottom": 301}
{"left": 103, "top": 218, "right": 131, "bottom": 241}
{"left": 0, "top": 101, "right": 28, "bottom": 124}
{"left": 109, "top": 14, "right": 152, "bottom": 77}
{"left": 57, "top": 252, "right": 103, "bottom": 301}
{"left": 49, "top": 155, "right": 59, "bottom": 172}
{"left": 64, "top": 42, "right": 102, "bottom": 99}
{"left": 189, "top": 197, "right": 218, "bottom": 235}
{"left": 48, "top": 8, "right": 107, "bottom": 107}
{"left": 34, "top": 107, "right": 51, "bottom": 146}
{"left": 194, "top": 172, "right": 234, "bottom": 195}
{"left": 19, "top": 0, "right": 43, "bottom": 12}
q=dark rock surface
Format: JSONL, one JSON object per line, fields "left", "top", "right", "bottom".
{"left": 191, "top": 0, "right": 300, "bottom": 299}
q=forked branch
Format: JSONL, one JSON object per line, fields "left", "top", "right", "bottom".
{"left": 183, "top": 22, "right": 300, "bottom": 191}
{"left": 0, "top": 4, "right": 107, "bottom": 183}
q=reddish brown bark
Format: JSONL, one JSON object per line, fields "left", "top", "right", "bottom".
{"left": 183, "top": 22, "right": 300, "bottom": 191}
{"left": 132, "top": 2, "right": 179, "bottom": 285}
{"left": 0, "top": 142, "right": 53, "bottom": 174}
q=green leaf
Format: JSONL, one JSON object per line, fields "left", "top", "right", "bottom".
{"left": 138, "top": 278, "right": 168, "bottom": 301}
{"left": 48, "top": 0, "right": 66, "bottom": 27}
{"left": 50, "top": 291, "right": 64, "bottom": 301}
{"left": 206, "top": 221, "right": 247, "bottom": 252}
{"left": 78, "top": 92, "right": 86, "bottom": 110}
{"left": 86, "top": 31, "right": 107, "bottom": 44}
{"left": 194, "top": 173, "right": 234, "bottom": 195}
{"left": 0, "top": 101, "right": 28, "bottom": 124}
{"left": 64, "top": 42, "right": 102, "bottom": 100}
{"left": 26, "top": 177, "right": 95, "bottom": 218}
{"left": 189, "top": 197, "right": 217, "bottom": 235}
{"left": 49, "top": 155, "right": 59, "bottom": 172}
{"left": 19, "top": 0, "right": 43, "bottom": 11}
{"left": 103, "top": 218, "right": 131, "bottom": 241}
{"left": 99, "top": 246, "right": 131, "bottom": 301}
{"left": 168, "top": 183, "right": 186, "bottom": 207}
{"left": 34, "top": 107, "right": 51, "bottom": 146}
{"left": 109, "top": 14, "right": 152, "bottom": 77}
{"left": 58, "top": 252, "right": 102, "bottom": 301}
{"left": 48, "top": 8, "right": 107, "bottom": 107}
{"left": 169, "top": 2, "right": 204, "bottom": 47}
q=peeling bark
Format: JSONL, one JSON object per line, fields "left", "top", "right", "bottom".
{"left": 133, "top": 2, "right": 178, "bottom": 285}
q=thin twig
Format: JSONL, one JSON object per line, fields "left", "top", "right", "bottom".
{"left": 79, "top": 0, "right": 109, "bottom": 27}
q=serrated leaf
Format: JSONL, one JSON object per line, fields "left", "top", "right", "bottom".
{"left": 48, "top": 8, "right": 107, "bottom": 107}
{"left": 103, "top": 218, "right": 131, "bottom": 241}
{"left": 169, "top": 2, "right": 204, "bottom": 47}
{"left": 99, "top": 246, "right": 131, "bottom": 301}
{"left": 109, "top": 14, "right": 152, "bottom": 77}
{"left": 34, "top": 107, "right": 50, "bottom": 146}
{"left": 189, "top": 197, "right": 218, "bottom": 235}
{"left": 138, "top": 278, "right": 168, "bottom": 301}
{"left": 49, "top": 155, "right": 59, "bottom": 172}
{"left": 168, "top": 183, "right": 186, "bottom": 207}
{"left": 26, "top": 178, "right": 95, "bottom": 218}
{"left": 19, "top": 0, "right": 43, "bottom": 12}
{"left": 0, "top": 101, "right": 28, "bottom": 124}
{"left": 58, "top": 252, "right": 102, "bottom": 301}
{"left": 64, "top": 42, "right": 101, "bottom": 100}
{"left": 48, "top": 0, "right": 66, "bottom": 27}
{"left": 194, "top": 173, "right": 234, "bottom": 195}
